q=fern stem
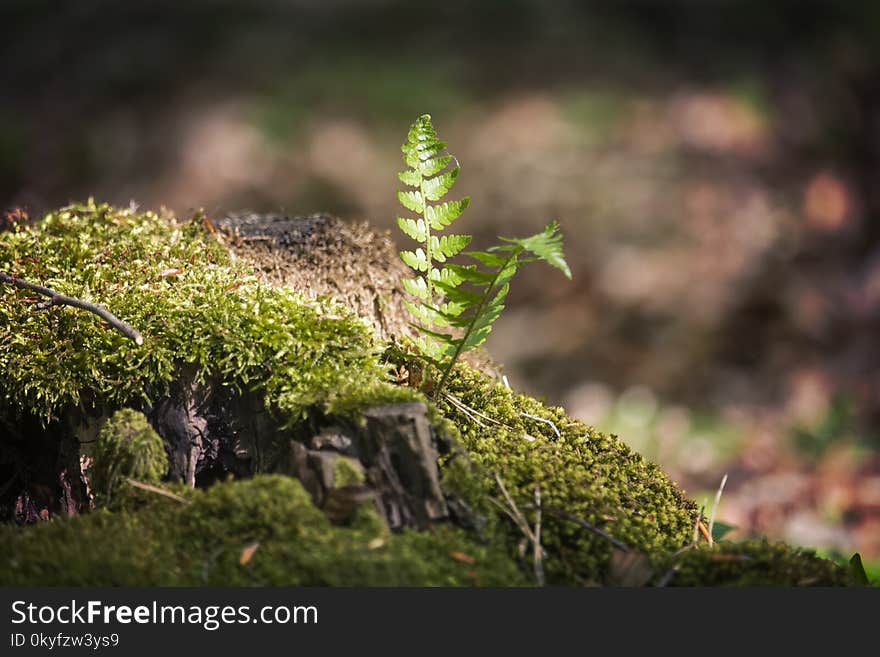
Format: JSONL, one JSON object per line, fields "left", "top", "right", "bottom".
{"left": 435, "top": 249, "right": 521, "bottom": 397}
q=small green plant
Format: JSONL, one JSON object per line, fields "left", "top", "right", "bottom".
{"left": 92, "top": 408, "right": 168, "bottom": 505}
{"left": 397, "top": 114, "right": 571, "bottom": 394}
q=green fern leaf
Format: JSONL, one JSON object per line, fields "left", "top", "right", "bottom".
{"left": 400, "top": 249, "right": 429, "bottom": 272}
{"left": 430, "top": 266, "right": 469, "bottom": 289}
{"left": 444, "top": 263, "right": 497, "bottom": 286}
{"left": 438, "top": 299, "right": 468, "bottom": 318}
{"left": 397, "top": 217, "right": 427, "bottom": 242}
{"left": 397, "top": 114, "right": 473, "bottom": 353}
{"left": 416, "top": 139, "right": 446, "bottom": 161}
{"left": 433, "top": 280, "right": 483, "bottom": 306}
{"left": 401, "top": 276, "right": 429, "bottom": 301}
{"left": 404, "top": 300, "right": 445, "bottom": 328}
{"left": 425, "top": 199, "right": 469, "bottom": 230}
{"left": 398, "top": 169, "right": 421, "bottom": 187}
{"left": 420, "top": 155, "right": 452, "bottom": 177}
{"left": 397, "top": 190, "right": 424, "bottom": 214}
{"left": 430, "top": 234, "right": 472, "bottom": 261}
{"left": 423, "top": 168, "right": 459, "bottom": 201}
{"left": 396, "top": 114, "right": 571, "bottom": 397}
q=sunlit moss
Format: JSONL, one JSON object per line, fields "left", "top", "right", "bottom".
{"left": 0, "top": 203, "right": 853, "bottom": 587}
{"left": 0, "top": 200, "right": 406, "bottom": 425}
{"left": 426, "top": 360, "right": 699, "bottom": 584}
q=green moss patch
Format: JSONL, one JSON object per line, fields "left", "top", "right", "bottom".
{"left": 431, "top": 363, "right": 699, "bottom": 584}
{"left": 0, "top": 475, "right": 525, "bottom": 586}
{"left": 91, "top": 408, "right": 168, "bottom": 506}
{"left": 661, "top": 541, "right": 852, "bottom": 587}
{"left": 0, "top": 202, "right": 853, "bottom": 587}
{"left": 0, "top": 200, "right": 413, "bottom": 425}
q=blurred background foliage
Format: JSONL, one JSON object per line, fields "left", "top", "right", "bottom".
{"left": 2, "top": 0, "right": 879, "bottom": 563}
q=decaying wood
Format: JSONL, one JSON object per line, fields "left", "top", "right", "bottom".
{"left": 217, "top": 213, "right": 416, "bottom": 342}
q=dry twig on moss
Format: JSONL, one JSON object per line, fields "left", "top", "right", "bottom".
{"left": 490, "top": 472, "right": 547, "bottom": 585}
{"left": 0, "top": 271, "right": 143, "bottom": 345}
{"left": 707, "top": 473, "right": 729, "bottom": 548}
{"left": 125, "top": 478, "right": 190, "bottom": 504}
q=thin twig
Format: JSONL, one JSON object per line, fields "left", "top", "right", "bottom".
{"left": 488, "top": 497, "right": 527, "bottom": 533}
{"left": 520, "top": 411, "right": 561, "bottom": 439}
{"left": 707, "top": 473, "right": 728, "bottom": 548}
{"left": 125, "top": 478, "right": 190, "bottom": 504}
{"left": 444, "top": 393, "right": 506, "bottom": 427}
{"left": 492, "top": 473, "right": 536, "bottom": 542}
{"left": 0, "top": 271, "right": 143, "bottom": 345}
{"left": 491, "top": 472, "right": 547, "bottom": 586}
{"left": 444, "top": 393, "right": 538, "bottom": 441}
{"left": 443, "top": 393, "right": 486, "bottom": 428}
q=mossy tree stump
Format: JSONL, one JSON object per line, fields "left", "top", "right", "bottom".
{"left": 0, "top": 202, "right": 855, "bottom": 586}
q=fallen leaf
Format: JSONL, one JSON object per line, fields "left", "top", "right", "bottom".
{"left": 160, "top": 268, "right": 183, "bottom": 278}
{"left": 239, "top": 542, "right": 260, "bottom": 565}
{"left": 450, "top": 551, "right": 476, "bottom": 564}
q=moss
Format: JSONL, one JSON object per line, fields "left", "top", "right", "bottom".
{"left": 0, "top": 475, "right": 526, "bottom": 586}
{"left": 0, "top": 200, "right": 407, "bottom": 425}
{"left": 333, "top": 456, "right": 366, "bottom": 487}
{"left": 0, "top": 203, "right": 852, "bottom": 587}
{"left": 659, "top": 541, "right": 852, "bottom": 587}
{"left": 428, "top": 363, "right": 699, "bottom": 584}
{"left": 91, "top": 409, "right": 168, "bottom": 505}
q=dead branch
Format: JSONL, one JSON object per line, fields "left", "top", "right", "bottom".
{"left": 0, "top": 271, "right": 143, "bottom": 345}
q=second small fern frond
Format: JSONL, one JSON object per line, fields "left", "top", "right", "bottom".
{"left": 432, "top": 221, "right": 571, "bottom": 393}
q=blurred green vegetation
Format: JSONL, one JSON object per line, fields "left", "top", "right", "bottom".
{"left": 253, "top": 54, "right": 469, "bottom": 143}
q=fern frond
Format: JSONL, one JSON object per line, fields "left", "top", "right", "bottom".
{"left": 396, "top": 115, "right": 571, "bottom": 398}
{"left": 397, "top": 114, "right": 472, "bottom": 355}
